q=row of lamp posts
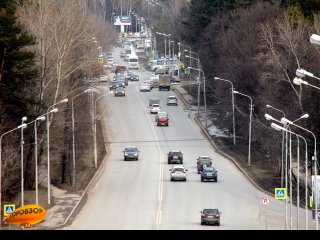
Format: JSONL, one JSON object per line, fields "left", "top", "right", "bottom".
{"left": 155, "top": 30, "right": 320, "bottom": 230}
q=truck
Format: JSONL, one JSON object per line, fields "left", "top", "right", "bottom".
{"left": 115, "top": 65, "right": 127, "bottom": 75}
{"left": 159, "top": 74, "right": 171, "bottom": 91}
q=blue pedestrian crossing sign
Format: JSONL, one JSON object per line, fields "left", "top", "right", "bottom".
{"left": 4, "top": 204, "right": 15, "bottom": 217}
{"left": 275, "top": 188, "right": 287, "bottom": 200}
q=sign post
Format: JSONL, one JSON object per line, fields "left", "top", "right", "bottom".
{"left": 262, "top": 197, "right": 270, "bottom": 230}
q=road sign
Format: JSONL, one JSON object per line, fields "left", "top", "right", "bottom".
{"left": 275, "top": 188, "right": 287, "bottom": 200}
{"left": 4, "top": 204, "right": 15, "bottom": 217}
{"left": 262, "top": 197, "right": 270, "bottom": 205}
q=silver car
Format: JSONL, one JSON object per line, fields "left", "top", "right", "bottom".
{"left": 170, "top": 165, "right": 188, "bottom": 181}
{"left": 167, "top": 96, "right": 178, "bottom": 106}
{"left": 123, "top": 146, "right": 139, "bottom": 161}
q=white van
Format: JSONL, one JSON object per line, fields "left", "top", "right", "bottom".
{"left": 128, "top": 54, "right": 139, "bottom": 70}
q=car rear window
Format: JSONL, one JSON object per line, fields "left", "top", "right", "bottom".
{"left": 203, "top": 209, "right": 219, "bottom": 215}
{"left": 200, "top": 160, "right": 212, "bottom": 165}
{"left": 204, "top": 168, "right": 215, "bottom": 172}
{"left": 125, "top": 148, "right": 137, "bottom": 152}
{"left": 172, "top": 168, "right": 184, "bottom": 173}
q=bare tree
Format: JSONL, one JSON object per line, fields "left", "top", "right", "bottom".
{"left": 255, "top": 10, "right": 311, "bottom": 112}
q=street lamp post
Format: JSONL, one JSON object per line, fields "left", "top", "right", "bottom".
{"left": 266, "top": 113, "right": 310, "bottom": 229}
{"left": 266, "top": 105, "right": 286, "bottom": 188}
{"left": 271, "top": 123, "right": 309, "bottom": 230}
{"left": 214, "top": 77, "right": 236, "bottom": 145}
{"left": 0, "top": 123, "right": 27, "bottom": 228}
{"left": 20, "top": 116, "right": 27, "bottom": 207}
{"left": 47, "top": 98, "right": 68, "bottom": 205}
{"left": 32, "top": 116, "right": 46, "bottom": 205}
{"left": 94, "top": 92, "right": 111, "bottom": 169}
{"left": 71, "top": 89, "right": 91, "bottom": 188}
{"left": 233, "top": 91, "right": 253, "bottom": 167}
{"left": 281, "top": 116, "right": 318, "bottom": 230}
{"left": 178, "top": 42, "right": 192, "bottom": 91}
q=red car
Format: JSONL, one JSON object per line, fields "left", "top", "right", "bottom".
{"left": 157, "top": 115, "right": 169, "bottom": 126}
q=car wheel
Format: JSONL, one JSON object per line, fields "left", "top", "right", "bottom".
{"left": 201, "top": 178, "right": 204, "bottom": 182}
{"left": 136, "top": 158, "right": 138, "bottom": 161}
{"left": 168, "top": 161, "right": 170, "bottom": 164}
{"left": 215, "top": 178, "right": 218, "bottom": 182}
{"left": 201, "top": 222, "right": 204, "bottom": 225}
{"left": 171, "top": 178, "right": 174, "bottom": 181}
{"left": 180, "top": 161, "right": 183, "bottom": 164}
{"left": 217, "top": 222, "right": 220, "bottom": 226}
{"left": 198, "top": 171, "right": 200, "bottom": 174}
{"left": 124, "top": 158, "right": 127, "bottom": 161}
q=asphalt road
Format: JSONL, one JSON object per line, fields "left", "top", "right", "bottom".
{"left": 65, "top": 46, "right": 315, "bottom": 230}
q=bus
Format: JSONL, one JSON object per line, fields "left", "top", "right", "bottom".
{"left": 128, "top": 54, "right": 139, "bottom": 70}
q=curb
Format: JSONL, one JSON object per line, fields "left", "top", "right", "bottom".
{"left": 172, "top": 85, "right": 273, "bottom": 198}
{"left": 48, "top": 106, "right": 111, "bottom": 230}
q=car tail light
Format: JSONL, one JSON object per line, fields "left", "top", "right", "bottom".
{"left": 216, "top": 215, "right": 220, "bottom": 218}
{"left": 201, "top": 214, "right": 206, "bottom": 217}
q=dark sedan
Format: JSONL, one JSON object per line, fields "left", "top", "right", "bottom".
{"left": 114, "top": 87, "right": 125, "bottom": 97}
{"left": 167, "top": 150, "right": 183, "bottom": 164}
{"left": 201, "top": 167, "right": 218, "bottom": 182}
{"left": 201, "top": 209, "right": 221, "bottom": 226}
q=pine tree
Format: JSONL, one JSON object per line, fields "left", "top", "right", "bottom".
{"left": 0, "top": 0, "right": 38, "bottom": 120}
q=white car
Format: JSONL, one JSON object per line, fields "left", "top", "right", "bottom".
{"left": 167, "top": 96, "right": 178, "bottom": 106}
{"left": 140, "top": 83, "right": 151, "bottom": 92}
{"left": 170, "top": 165, "right": 188, "bottom": 181}
{"left": 150, "top": 104, "right": 162, "bottom": 114}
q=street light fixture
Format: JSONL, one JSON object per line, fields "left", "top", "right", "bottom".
{"left": 233, "top": 91, "right": 253, "bottom": 167}
{"left": 46, "top": 98, "right": 68, "bottom": 205}
{"left": 310, "top": 34, "right": 320, "bottom": 46}
{"left": 293, "top": 77, "right": 320, "bottom": 91}
{"left": 296, "top": 68, "right": 320, "bottom": 80}
{"left": 0, "top": 123, "right": 27, "bottom": 228}
{"left": 214, "top": 77, "right": 236, "bottom": 145}
{"left": 71, "top": 89, "right": 92, "bottom": 188}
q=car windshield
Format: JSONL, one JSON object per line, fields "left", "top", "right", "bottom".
{"left": 199, "top": 160, "right": 211, "bottom": 165}
{"left": 204, "top": 167, "right": 215, "bottom": 172}
{"left": 168, "top": 96, "right": 176, "bottom": 100}
{"left": 172, "top": 168, "right": 184, "bottom": 173}
{"left": 152, "top": 104, "right": 160, "bottom": 108}
{"left": 125, "top": 148, "right": 137, "bottom": 152}
{"left": 203, "top": 209, "right": 219, "bottom": 215}
{"left": 172, "top": 151, "right": 180, "bottom": 154}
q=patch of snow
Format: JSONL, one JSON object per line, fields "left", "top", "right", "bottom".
{"left": 208, "top": 125, "right": 229, "bottom": 138}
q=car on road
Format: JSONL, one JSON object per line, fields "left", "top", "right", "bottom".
{"left": 154, "top": 66, "right": 166, "bottom": 75}
{"left": 170, "top": 165, "right": 188, "bottom": 181}
{"left": 167, "top": 96, "right": 178, "bottom": 106}
{"left": 109, "top": 81, "right": 119, "bottom": 90}
{"left": 111, "top": 62, "right": 119, "bottom": 73}
{"left": 140, "top": 83, "right": 151, "bottom": 92}
{"left": 156, "top": 114, "right": 169, "bottom": 126}
{"left": 114, "top": 74, "right": 128, "bottom": 86}
{"left": 155, "top": 111, "right": 168, "bottom": 121}
{"left": 124, "top": 55, "right": 130, "bottom": 62}
{"left": 167, "top": 150, "right": 183, "bottom": 164}
{"left": 126, "top": 71, "right": 139, "bottom": 81}
{"left": 120, "top": 50, "right": 127, "bottom": 58}
{"left": 201, "top": 167, "right": 218, "bottom": 182}
{"left": 114, "top": 87, "right": 125, "bottom": 97}
{"left": 123, "top": 146, "right": 139, "bottom": 161}
{"left": 200, "top": 209, "right": 221, "bottom": 226}
{"left": 150, "top": 104, "right": 162, "bottom": 114}
{"left": 196, "top": 156, "right": 213, "bottom": 174}
{"left": 143, "top": 80, "right": 153, "bottom": 90}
